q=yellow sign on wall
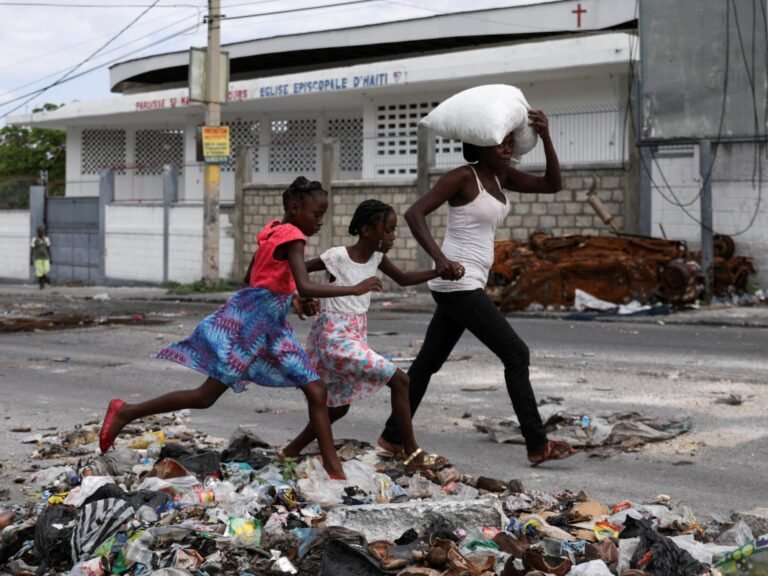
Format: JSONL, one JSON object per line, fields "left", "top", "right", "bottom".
{"left": 201, "top": 126, "right": 230, "bottom": 163}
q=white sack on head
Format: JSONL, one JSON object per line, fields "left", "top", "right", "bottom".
{"left": 420, "top": 84, "right": 538, "bottom": 157}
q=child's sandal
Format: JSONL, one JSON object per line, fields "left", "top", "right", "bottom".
{"left": 99, "top": 398, "right": 125, "bottom": 454}
{"left": 403, "top": 448, "right": 449, "bottom": 472}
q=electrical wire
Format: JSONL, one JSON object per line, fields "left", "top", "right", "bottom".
{"left": 222, "top": 0, "right": 376, "bottom": 21}
{"left": 379, "top": 0, "right": 563, "bottom": 33}
{"left": 0, "top": 21, "right": 199, "bottom": 114}
{"left": 0, "top": 10, "right": 200, "bottom": 99}
{"left": 632, "top": 0, "right": 765, "bottom": 238}
{"left": 629, "top": 2, "right": 715, "bottom": 221}
{"left": 0, "top": 1, "right": 198, "bottom": 6}
{"left": 1, "top": 0, "right": 162, "bottom": 119}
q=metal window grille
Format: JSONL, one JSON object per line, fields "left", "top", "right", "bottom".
{"left": 135, "top": 129, "right": 184, "bottom": 175}
{"left": 373, "top": 101, "right": 459, "bottom": 177}
{"left": 327, "top": 116, "right": 363, "bottom": 173}
{"left": 269, "top": 118, "right": 317, "bottom": 173}
{"left": 374, "top": 102, "right": 436, "bottom": 176}
{"left": 224, "top": 120, "right": 260, "bottom": 173}
{"left": 81, "top": 129, "right": 126, "bottom": 175}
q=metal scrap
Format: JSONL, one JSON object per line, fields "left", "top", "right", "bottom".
{"left": 487, "top": 232, "right": 755, "bottom": 311}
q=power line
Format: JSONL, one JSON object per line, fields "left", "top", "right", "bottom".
{"left": 0, "top": 11, "right": 200, "bottom": 95}
{"left": 632, "top": 0, "right": 765, "bottom": 238}
{"left": 0, "top": 22, "right": 198, "bottom": 113}
{"left": 222, "top": 0, "right": 376, "bottom": 21}
{"left": 1, "top": 0, "right": 162, "bottom": 119}
{"left": 0, "top": 2, "right": 197, "bottom": 6}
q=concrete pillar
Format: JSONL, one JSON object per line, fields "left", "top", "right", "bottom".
{"left": 639, "top": 146, "right": 653, "bottom": 236}
{"left": 233, "top": 146, "right": 251, "bottom": 282}
{"left": 416, "top": 124, "right": 436, "bottom": 279}
{"left": 98, "top": 170, "right": 115, "bottom": 283}
{"left": 162, "top": 165, "right": 178, "bottom": 284}
{"left": 699, "top": 140, "right": 714, "bottom": 302}
{"left": 320, "top": 139, "right": 339, "bottom": 252}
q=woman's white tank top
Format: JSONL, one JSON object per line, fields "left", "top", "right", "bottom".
{"left": 428, "top": 166, "right": 510, "bottom": 292}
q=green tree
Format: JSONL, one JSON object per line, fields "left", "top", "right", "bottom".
{"left": 0, "top": 103, "right": 66, "bottom": 206}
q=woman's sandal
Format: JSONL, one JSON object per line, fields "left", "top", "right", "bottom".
{"left": 527, "top": 440, "right": 577, "bottom": 468}
{"left": 403, "top": 448, "right": 449, "bottom": 472}
{"left": 99, "top": 399, "right": 125, "bottom": 454}
{"left": 376, "top": 437, "right": 405, "bottom": 460}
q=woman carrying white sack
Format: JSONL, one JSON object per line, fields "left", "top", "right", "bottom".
{"left": 378, "top": 85, "right": 577, "bottom": 466}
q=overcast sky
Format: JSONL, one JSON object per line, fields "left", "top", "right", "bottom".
{"left": 0, "top": 0, "right": 525, "bottom": 122}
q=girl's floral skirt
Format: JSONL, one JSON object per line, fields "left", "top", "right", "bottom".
{"left": 307, "top": 311, "right": 396, "bottom": 407}
{"left": 155, "top": 287, "right": 318, "bottom": 392}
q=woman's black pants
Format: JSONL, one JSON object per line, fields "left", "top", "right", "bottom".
{"left": 380, "top": 288, "right": 548, "bottom": 452}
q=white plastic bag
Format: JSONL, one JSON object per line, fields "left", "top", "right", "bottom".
{"left": 569, "top": 559, "right": 614, "bottom": 576}
{"left": 420, "top": 84, "right": 538, "bottom": 156}
{"left": 296, "top": 458, "right": 345, "bottom": 508}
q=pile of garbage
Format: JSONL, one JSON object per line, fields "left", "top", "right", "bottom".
{"left": 487, "top": 233, "right": 756, "bottom": 312}
{"left": 1, "top": 413, "right": 765, "bottom": 575}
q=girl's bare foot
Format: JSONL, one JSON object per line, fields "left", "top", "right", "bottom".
{"left": 325, "top": 464, "right": 346, "bottom": 481}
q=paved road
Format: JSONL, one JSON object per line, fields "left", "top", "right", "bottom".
{"left": 1, "top": 296, "right": 766, "bottom": 520}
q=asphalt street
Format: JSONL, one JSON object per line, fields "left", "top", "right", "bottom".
{"left": 1, "top": 292, "right": 767, "bottom": 521}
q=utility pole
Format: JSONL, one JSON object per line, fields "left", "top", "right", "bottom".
{"left": 203, "top": 0, "right": 222, "bottom": 285}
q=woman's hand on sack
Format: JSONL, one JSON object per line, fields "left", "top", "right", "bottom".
{"left": 528, "top": 109, "right": 551, "bottom": 138}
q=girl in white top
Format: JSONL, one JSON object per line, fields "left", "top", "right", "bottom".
{"left": 280, "top": 199, "right": 449, "bottom": 472}
{"left": 379, "top": 110, "right": 578, "bottom": 467}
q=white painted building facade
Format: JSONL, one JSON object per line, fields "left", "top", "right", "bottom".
{"left": 14, "top": 1, "right": 637, "bottom": 203}
{"left": 6, "top": 0, "right": 765, "bottom": 288}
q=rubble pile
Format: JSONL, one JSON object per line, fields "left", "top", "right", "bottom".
{"left": 487, "top": 233, "right": 756, "bottom": 312}
{"left": 0, "top": 414, "right": 765, "bottom": 576}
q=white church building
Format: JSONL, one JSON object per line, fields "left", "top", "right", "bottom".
{"left": 4, "top": 0, "right": 764, "bottom": 288}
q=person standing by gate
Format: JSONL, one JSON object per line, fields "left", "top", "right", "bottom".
{"left": 30, "top": 225, "right": 52, "bottom": 289}
{"left": 378, "top": 110, "right": 577, "bottom": 467}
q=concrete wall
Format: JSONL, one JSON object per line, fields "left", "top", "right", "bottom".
{"left": 104, "top": 203, "right": 235, "bottom": 284}
{"left": 0, "top": 211, "right": 32, "bottom": 281}
{"left": 242, "top": 166, "right": 630, "bottom": 291}
{"left": 651, "top": 143, "right": 767, "bottom": 288}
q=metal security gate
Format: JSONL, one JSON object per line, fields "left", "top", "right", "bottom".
{"left": 46, "top": 197, "right": 100, "bottom": 284}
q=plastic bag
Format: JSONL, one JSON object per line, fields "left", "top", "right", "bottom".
{"left": 228, "top": 516, "right": 262, "bottom": 549}
{"left": 714, "top": 536, "right": 768, "bottom": 574}
{"left": 718, "top": 521, "right": 755, "bottom": 547}
{"left": 569, "top": 559, "right": 613, "bottom": 575}
{"left": 296, "top": 458, "right": 345, "bottom": 508}
{"left": 340, "top": 460, "right": 378, "bottom": 495}
{"left": 128, "top": 430, "right": 165, "bottom": 450}
{"left": 406, "top": 473, "right": 439, "bottom": 499}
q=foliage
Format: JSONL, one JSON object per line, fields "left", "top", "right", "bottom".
{"left": 0, "top": 103, "right": 66, "bottom": 207}
{"left": 164, "top": 279, "right": 240, "bottom": 295}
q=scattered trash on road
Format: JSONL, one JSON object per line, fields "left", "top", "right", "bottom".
{"left": 0, "top": 413, "right": 763, "bottom": 575}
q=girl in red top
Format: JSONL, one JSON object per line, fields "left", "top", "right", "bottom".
{"left": 98, "top": 177, "right": 381, "bottom": 479}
